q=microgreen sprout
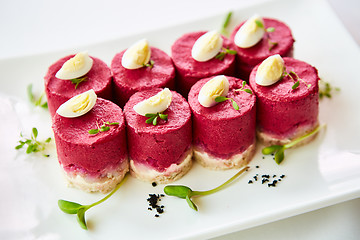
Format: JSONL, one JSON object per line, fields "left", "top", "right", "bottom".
{"left": 215, "top": 47, "right": 237, "bottom": 61}
{"left": 58, "top": 174, "right": 128, "bottom": 230}
{"left": 15, "top": 127, "right": 51, "bottom": 156}
{"left": 70, "top": 76, "right": 87, "bottom": 89}
{"left": 255, "top": 20, "right": 278, "bottom": 51}
{"left": 145, "top": 112, "right": 168, "bottom": 126}
{"left": 220, "top": 11, "right": 233, "bottom": 37}
{"left": 319, "top": 80, "right": 340, "bottom": 99}
{"left": 215, "top": 96, "right": 239, "bottom": 110}
{"left": 164, "top": 166, "right": 249, "bottom": 211}
{"left": 235, "top": 81, "right": 253, "bottom": 94}
{"left": 255, "top": 20, "right": 275, "bottom": 33}
{"left": 282, "top": 70, "right": 311, "bottom": 90}
{"left": 268, "top": 40, "right": 278, "bottom": 51}
{"left": 143, "top": 60, "right": 155, "bottom": 68}
{"left": 27, "top": 84, "right": 48, "bottom": 109}
{"left": 262, "top": 124, "right": 325, "bottom": 164}
{"left": 88, "top": 121, "right": 119, "bottom": 134}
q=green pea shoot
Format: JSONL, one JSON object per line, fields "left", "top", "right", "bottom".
{"left": 262, "top": 124, "right": 325, "bottom": 164}
{"left": 58, "top": 174, "right": 128, "bottom": 230}
{"left": 164, "top": 166, "right": 249, "bottom": 211}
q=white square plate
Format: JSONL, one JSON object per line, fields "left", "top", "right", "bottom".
{"left": 0, "top": 0, "right": 359, "bottom": 239}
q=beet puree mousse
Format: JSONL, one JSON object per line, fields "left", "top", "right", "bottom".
{"left": 111, "top": 39, "right": 175, "bottom": 107}
{"left": 188, "top": 75, "right": 256, "bottom": 169}
{"left": 44, "top": 52, "right": 113, "bottom": 117}
{"left": 52, "top": 90, "right": 128, "bottom": 193}
{"left": 124, "top": 88, "right": 192, "bottom": 183}
{"left": 171, "top": 30, "right": 236, "bottom": 97}
{"left": 249, "top": 55, "right": 319, "bottom": 146}
{"left": 230, "top": 15, "right": 294, "bottom": 80}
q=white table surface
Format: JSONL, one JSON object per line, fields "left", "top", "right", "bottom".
{"left": 0, "top": 0, "right": 359, "bottom": 239}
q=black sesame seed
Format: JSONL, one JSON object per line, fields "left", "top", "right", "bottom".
{"left": 155, "top": 214, "right": 159, "bottom": 217}
{"left": 273, "top": 175, "right": 277, "bottom": 178}
{"left": 152, "top": 182, "right": 157, "bottom": 187}
{"left": 248, "top": 180, "right": 253, "bottom": 184}
{"left": 280, "top": 175, "right": 285, "bottom": 178}
{"left": 256, "top": 165, "right": 259, "bottom": 168}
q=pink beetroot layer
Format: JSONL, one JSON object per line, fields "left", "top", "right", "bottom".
{"left": 249, "top": 57, "right": 319, "bottom": 138}
{"left": 44, "top": 55, "right": 113, "bottom": 117}
{"left": 230, "top": 18, "right": 294, "bottom": 80}
{"left": 171, "top": 31, "right": 236, "bottom": 97}
{"left": 52, "top": 98, "right": 127, "bottom": 178}
{"left": 124, "top": 88, "right": 192, "bottom": 172}
{"left": 111, "top": 47, "right": 175, "bottom": 107}
{"left": 188, "top": 76, "right": 256, "bottom": 159}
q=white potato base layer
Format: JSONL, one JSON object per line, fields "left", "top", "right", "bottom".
{"left": 193, "top": 142, "right": 256, "bottom": 170}
{"left": 130, "top": 149, "right": 193, "bottom": 183}
{"left": 62, "top": 161, "right": 129, "bottom": 193}
{"left": 257, "top": 122, "right": 320, "bottom": 147}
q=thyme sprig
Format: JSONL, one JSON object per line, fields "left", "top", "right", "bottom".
{"left": 215, "top": 96, "right": 239, "bottom": 110}
{"left": 262, "top": 124, "right": 325, "bottom": 164}
{"left": 15, "top": 127, "right": 51, "bottom": 157}
{"left": 88, "top": 121, "right": 119, "bottom": 134}
{"left": 145, "top": 112, "right": 168, "bottom": 126}
{"left": 58, "top": 174, "right": 128, "bottom": 230}
{"left": 143, "top": 60, "right": 155, "bottom": 68}
{"left": 235, "top": 81, "right": 253, "bottom": 94}
{"left": 70, "top": 76, "right": 87, "bottom": 89}
{"left": 281, "top": 70, "right": 311, "bottom": 90}
{"left": 164, "top": 166, "right": 249, "bottom": 211}
{"left": 27, "top": 84, "right": 48, "bottom": 109}
{"left": 319, "top": 80, "right": 340, "bottom": 99}
{"left": 255, "top": 20, "right": 278, "bottom": 51}
{"left": 215, "top": 47, "right": 237, "bottom": 61}
{"left": 220, "top": 11, "right": 233, "bottom": 37}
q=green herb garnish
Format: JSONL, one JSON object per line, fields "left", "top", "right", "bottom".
{"left": 235, "top": 81, "right": 253, "bottom": 94}
{"left": 268, "top": 40, "right": 278, "bottom": 51}
{"left": 255, "top": 19, "right": 278, "bottom": 51}
{"left": 145, "top": 112, "right": 168, "bottom": 126}
{"left": 70, "top": 76, "right": 87, "bottom": 89}
{"left": 319, "top": 80, "right": 340, "bottom": 99}
{"left": 215, "top": 47, "right": 237, "bottom": 61}
{"left": 58, "top": 174, "right": 128, "bottom": 230}
{"left": 143, "top": 60, "right": 155, "bottom": 68}
{"left": 255, "top": 20, "right": 275, "bottom": 33}
{"left": 27, "top": 84, "right": 48, "bottom": 109}
{"left": 220, "top": 11, "right": 233, "bottom": 37}
{"left": 282, "top": 70, "right": 311, "bottom": 90}
{"left": 164, "top": 166, "right": 249, "bottom": 211}
{"left": 88, "top": 121, "right": 119, "bottom": 134}
{"left": 215, "top": 96, "right": 239, "bottom": 110}
{"left": 262, "top": 124, "right": 325, "bottom": 164}
{"left": 15, "top": 127, "right": 51, "bottom": 156}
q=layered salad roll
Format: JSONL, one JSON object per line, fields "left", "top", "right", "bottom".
{"left": 188, "top": 75, "right": 256, "bottom": 169}
{"left": 52, "top": 90, "right": 128, "bottom": 193}
{"left": 249, "top": 55, "right": 320, "bottom": 146}
{"left": 45, "top": 52, "right": 112, "bottom": 117}
{"left": 171, "top": 30, "right": 237, "bottom": 96}
{"left": 111, "top": 39, "right": 175, "bottom": 107}
{"left": 230, "top": 15, "right": 294, "bottom": 80}
{"left": 124, "top": 88, "right": 192, "bottom": 183}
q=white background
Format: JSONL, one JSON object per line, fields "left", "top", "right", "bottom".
{"left": 0, "top": 0, "right": 359, "bottom": 239}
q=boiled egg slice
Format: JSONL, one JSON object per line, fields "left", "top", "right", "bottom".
{"left": 56, "top": 89, "right": 97, "bottom": 118}
{"left": 234, "top": 14, "right": 265, "bottom": 48}
{"left": 191, "top": 30, "right": 223, "bottom": 62}
{"left": 122, "top": 39, "right": 151, "bottom": 69}
{"left": 198, "top": 75, "right": 229, "bottom": 107}
{"left": 255, "top": 54, "right": 285, "bottom": 86}
{"left": 133, "top": 88, "right": 172, "bottom": 116}
{"left": 55, "top": 52, "right": 93, "bottom": 80}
